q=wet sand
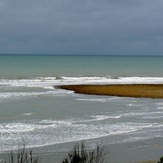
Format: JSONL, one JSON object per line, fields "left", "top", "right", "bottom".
{"left": 1, "top": 138, "right": 162, "bottom": 163}
{"left": 39, "top": 137, "right": 163, "bottom": 163}
{"left": 57, "top": 84, "right": 163, "bottom": 98}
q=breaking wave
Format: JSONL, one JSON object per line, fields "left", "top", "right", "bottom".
{"left": 1, "top": 76, "right": 163, "bottom": 89}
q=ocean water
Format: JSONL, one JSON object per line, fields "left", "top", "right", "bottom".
{"left": 0, "top": 55, "right": 163, "bottom": 161}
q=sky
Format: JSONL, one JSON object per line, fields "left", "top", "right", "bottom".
{"left": 0, "top": 0, "right": 163, "bottom": 55}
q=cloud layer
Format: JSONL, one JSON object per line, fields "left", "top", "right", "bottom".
{"left": 1, "top": 0, "right": 163, "bottom": 55}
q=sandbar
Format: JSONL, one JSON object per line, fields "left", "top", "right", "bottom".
{"left": 57, "top": 84, "right": 163, "bottom": 98}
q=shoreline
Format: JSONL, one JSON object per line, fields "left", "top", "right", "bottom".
{"left": 56, "top": 84, "right": 163, "bottom": 98}
{"left": 1, "top": 137, "right": 162, "bottom": 163}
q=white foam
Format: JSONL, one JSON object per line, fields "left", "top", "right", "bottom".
{"left": 156, "top": 102, "right": 163, "bottom": 106}
{"left": 1, "top": 76, "right": 163, "bottom": 90}
{"left": 76, "top": 98, "right": 107, "bottom": 102}
{"left": 91, "top": 115, "right": 121, "bottom": 121}
{"left": 0, "top": 76, "right": 163, "bottom": 101}
{"left": 76, "top": 97, "right": 120, "bottom": 102}
{"left": 0, "top": 117, "right": 160, "bottom": 137}
{"left": 0, "top": 90, "right": 72, "bottom": 102}
{"left": 0, "top": 92, "right": 42, "bottom": 102}
{"left": 23, "top": 113, "right": 33, "bottom": 116}
{"left": 60, "top": 76, "right": 163, "bottom": 84}
{"left": 38, "top": 119, "right": 72, "bottom": 126}
{"left": 142, "top": 115, "right": 163, "bottom": 119}
{"left": 122, "top": 111, "right": 163, "bottom": 118}
{"left": 62, "top": 76, "right": 163, "bottom": 85}
{"left": 70, "top": 115, "right": 122, "bottom": 124}
{"left": 0, "top": 123, "right": 35, "bottom": 133}
{"left": 0, "top": 117, "right": 163, "bottom": 152}
{"left": 156, "top": 107, "right": 163, "bottom": 110}
{"left": 127, "top": 104, "right": 135, "bottom": 106}
{"left": 0, "top": 121, "right": 59, "bottom": 135}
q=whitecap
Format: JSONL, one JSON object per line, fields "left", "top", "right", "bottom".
{"left": 91, "top": 115, "right": 121, "bottom": 121}
{"left": 127, "top": 104, "right": 134, "bottom": 106}
{"left": 1, "top": 76, "right": 163, "bottom": 91}
{"left": 76, "top": 98, "right": 107, "bottom": 102}
{"left": 156, "top": 107, "right": 163, "bottom": 110}
{"left": 0, "top": 123, "right": 35, "bottom": 133}
{"left": 23, "top": 113, "right": 33, "bottom": 116}
{"left": 0, "top": 90, "right": 73, "bottom": 102}
{"left": 156, "top": 102, "right": 163, "bottom": 106}
{"left": 0, "top": 120, "right": 162, "bottom": 153}
{"left": 76, "top": 97, "right": 121, "bottom": 102}
{"left": 38, "top": 119, "right": 72, "bottom": 126}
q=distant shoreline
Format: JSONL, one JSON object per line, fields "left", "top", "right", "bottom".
{"left": 57, "top": 84, "right": 163, "bottom": 98}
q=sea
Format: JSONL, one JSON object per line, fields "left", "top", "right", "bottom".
{"left": 0, "top": 55, "right": 163, "bottom": 162}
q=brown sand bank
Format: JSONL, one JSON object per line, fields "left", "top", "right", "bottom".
{"left": 57, "top": 84, "right": 163, "bottom": 98}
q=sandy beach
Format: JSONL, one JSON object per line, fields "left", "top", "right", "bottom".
{"left": 57, "top": 84, "right": 163, "bottom": 98}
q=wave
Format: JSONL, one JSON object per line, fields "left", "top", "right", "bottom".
{"left": 122, "top": 111, "right": 163, "bottom": 118}
{"left": 76, "top": 97, "right": 121, "bottom": 102}
{"left": 90, "top": 112, "right": 163, "bottom": 121}
{"left": 22, "top": 113, "right": 33, "bottom": 116}
{"left": 156, "top": 102, "right": 163, "bottom": 106}
{"left": 90, "top": 115, "right": 121, "bottom": 120}
{"left": 1, "top": 76, "right": 163, "bottom": 100}
{"left": 0, "top": 123, "right": 35, "bottom": 133}
{"left": 1, "top": 76, "right": 163, "bottom": 89}
{"left": 156, "top": 107, "right": 163, "bottom": 110}
{"left": 1, "top": 116, "right": 163, "bottom": 152}
{"left": 0, "top": 120, "right": 71, "bottom": 134}
{"left": 0, "top": 90, "right": 73, "bottom": 102}
{"left": 69, "top": 115, "right": 122, "bottom": 124}
{"left": 51, "top": 76, "right": 163, "bottom": 85}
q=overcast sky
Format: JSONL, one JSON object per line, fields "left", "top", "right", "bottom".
{"left": 0, "top": 0, "right": 163, "bottom": 55}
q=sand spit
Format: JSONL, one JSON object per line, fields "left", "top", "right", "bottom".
{"left": 57, "top": 84, "right": 163, "bottom": 98}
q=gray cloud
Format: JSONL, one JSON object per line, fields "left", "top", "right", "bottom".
{"left": 0, "top": 0, "right": 163, "bottom": 55}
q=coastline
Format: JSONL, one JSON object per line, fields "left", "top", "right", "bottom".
{"left": 57, "top": 84, "right": 163, "bottom": 98}
{"left": 45, "top": 137, "right": 163, "bottom": 163}
{"left": 1, "top": 137, "right": 161, "bottom": 163}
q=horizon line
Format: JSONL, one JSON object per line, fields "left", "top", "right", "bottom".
{"left": 0, "top": 54, "right": 163, "bottom": 57}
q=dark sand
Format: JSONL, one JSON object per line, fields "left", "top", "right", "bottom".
{"left": 38, "top": 137, "right": 163, "bottom": 163}
{"left": 5, "top": 137, "right": 161, "bottom": 163}
{"left": 57, "top": 84, "right": 163, "bottom": 98}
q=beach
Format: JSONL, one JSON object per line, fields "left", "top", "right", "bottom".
{"left": 57, "top": 84, "right": 163, "bottom": 98}
{"left": 1, "top": 55, "right": 163, "bottom": 162}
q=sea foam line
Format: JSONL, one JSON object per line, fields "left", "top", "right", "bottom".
{"left": 0, "top": 119, "right": 163, "bottom": 152}
{"left": 76, "top": 97, "right": 121, "bottom": 102}
{"left": 0, "top": 90, "right": 72, "bottom": 102}
{"left": 1, "top": 76, "right": 163, "bottom": 89}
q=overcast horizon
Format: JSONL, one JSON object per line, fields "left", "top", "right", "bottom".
{"left": 1, "top": 0, "right": 163, "bottom": 55}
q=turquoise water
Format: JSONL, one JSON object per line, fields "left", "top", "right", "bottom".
{"left": 0, "top": 55, "right": 163, "bottom": 162}
{"left": 0, "top": 55, "right": 163, "bottom": 78}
